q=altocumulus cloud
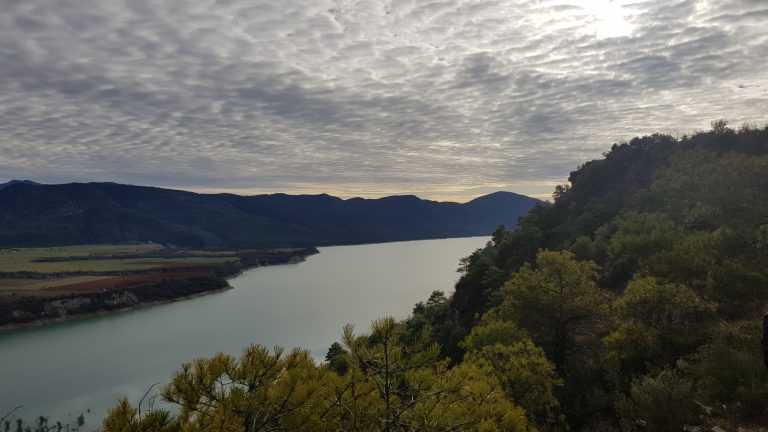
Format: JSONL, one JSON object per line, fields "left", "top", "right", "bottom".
{"left": 0, "top": 0, "right": 766, "bottom": 200}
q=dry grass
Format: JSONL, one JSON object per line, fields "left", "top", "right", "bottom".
{"left": 0, "top": 244, "right": 240, "bottom": 284}
{"left": 0, "top": 256, "right": 238, "bottom": 273}
{"left": 0, "top": 244, "right": 248, "bottom": 301}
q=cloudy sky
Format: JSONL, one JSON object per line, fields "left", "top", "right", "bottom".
{"left": 1, "top": 0, "right": 766, "bottom": 201}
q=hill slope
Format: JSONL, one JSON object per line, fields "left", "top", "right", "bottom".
{"left": 403, "top": 122, "right": 768, "bottom": 430}
{"left": 0, "top": 183, "right": 538, "bottom": 248}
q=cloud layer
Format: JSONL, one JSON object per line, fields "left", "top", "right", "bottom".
{"left": 1, "top": 0, "right": 766, "bottom": 200}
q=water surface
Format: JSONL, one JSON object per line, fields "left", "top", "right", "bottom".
{"left": 0, "top": 237, "right": 488, "bottom": 428}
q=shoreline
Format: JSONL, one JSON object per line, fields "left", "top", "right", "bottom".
{"left": 307, "top": 234, "right": 490, "bottom": 249}
{"left": 0, "top": 248, "right": 318, "bottom": 333}
{"left": 0, "top": 285, "right": 233, "bottom": 333}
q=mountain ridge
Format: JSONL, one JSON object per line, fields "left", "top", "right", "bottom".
{"left": 0, "top": 179, "right": 41, "bottom": 190}
{"left": 0, "top": 181, "right": 539, "bottom": 249}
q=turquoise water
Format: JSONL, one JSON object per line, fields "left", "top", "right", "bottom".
{"left": 0, "top": 237, "right": 488, "bottom": 429}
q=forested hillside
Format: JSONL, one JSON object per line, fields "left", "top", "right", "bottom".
{"left": 101, "top": 122, "right": 768, "bottom": 432}
{"left": 407, "top": 121, "right": 768, "bottom": 430}
{"left": 0, "top": 184, "right": 537, "bottom": 248}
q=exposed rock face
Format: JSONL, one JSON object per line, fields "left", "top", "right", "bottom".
{"left": 44, "top": 296, "right": 94, "bottom": 317}
{"left": 42, "top": 292, "right": 141, "bottom": 318}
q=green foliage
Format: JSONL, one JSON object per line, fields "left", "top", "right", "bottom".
{"left": 453, "top": 242, "right": 506, "bottom": 328}
{"left": 603, "top": 212, "right": 681, "bottom": 288}
{"left": 649, "top": 150, "right": 768, "bottom": 229}
{"left": 103, "top": 400, "right": 177, "bottom": 432}
{"left": 412, "top": 124, "right": 768, "bottom": 429}
{"left": 640, "top": 231, "right": 717, "bottom": 291}
{"left": 617, "top": 277, "right": 716, "bottom": 357}
{"left": 453, "top": 223, "right": 545, "bottom": 329}
{"left": 498, "top": 250, "right": 613, "bottom": 370}
{"left": 682, "top": 321, "right": 768, "bottom": 423}
{"left": 103, "top": 319, "right": 531, "bottom": 432}
{"left": 464, "top": 339, "right": 563, "bottom": 428}
{"left": 461, "top": 319, "right": 529, "bottom": 351}
{"left": 432, "top": 363, "right": 530, "bottom": 432}
{"left": 603, "top": 321, "right": 662, "bottom": 380}
{"left": 705, "top": 228, "right": 768, "bottom": 317}
{"left": 325, "top": 342, "right": 350, "bottom": 375}
{"left": 447, "top": 124, "right": 768, "bottom": 317}
{"left": 165, "top": 346, "right": 334, "bottom": 431}
{"left": 602, "top": 277, "right": 717, "bottom": 392}
{"left": 342, "top": 318, "right": 529, "bottom": 431}
{"left": 615, "top": 368, "right": 701, "bottom": 432}
{"left": 617, "top": 277, "right": 716, "bottom": 331}
{"left": 607, "top": 212, "right": 679, "bottom": 261}
{"left": 568, "top": 236, "right": 594, "bottom": 261}
{"left": 406, "top": 290, "right": 468, "bottom": 361}
{"left": 459, "top": 251, "right": 615, "bottom": 428}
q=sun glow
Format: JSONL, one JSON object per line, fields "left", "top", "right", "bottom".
{"left": 557, "top": 0, "right": 635, "bottom": 38}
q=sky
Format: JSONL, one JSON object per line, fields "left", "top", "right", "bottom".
{"left": 0, "top": 0, "right": 766, "bottom": 201}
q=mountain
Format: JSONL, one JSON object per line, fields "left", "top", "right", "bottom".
{"left": 0, "top": 182, "right": 539, "bottom": 248}
{"left": 0, "top": 179, "right": 41, "bottom": 190}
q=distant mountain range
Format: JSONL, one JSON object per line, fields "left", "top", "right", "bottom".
{"left": 0, "top": 181, "right": 540, "bottom": 248}
{"left": 0, "top": 179, "right": 41, "bottom": 190}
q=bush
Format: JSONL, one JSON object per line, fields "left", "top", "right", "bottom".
{"left": 615, "top": 368, "right": 701, "bottom": 432}
{"left": 682, "top": 321, "right": 768, "bottom": 423}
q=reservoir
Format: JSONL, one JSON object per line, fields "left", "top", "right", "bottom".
{"left": 0, "top": 236, "right": 488, "bottom": 429}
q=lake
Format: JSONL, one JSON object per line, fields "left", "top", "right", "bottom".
{"left": 0, "top": 236, "right": 488, "bottom": 429}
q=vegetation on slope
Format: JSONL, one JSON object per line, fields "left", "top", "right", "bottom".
{"left": 406, "top": 121, "right": 768, "bottom": 430}
{"left": 103, "top": 318, "right": 531, "bottom": 432}
{"left": 97, "top": 121, "right": 767, "bottom": 431}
